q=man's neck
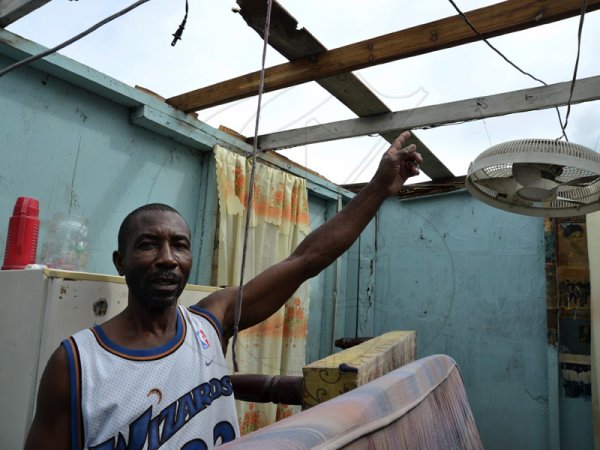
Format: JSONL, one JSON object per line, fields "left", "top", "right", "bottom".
{"left": 99, "top": 302, "right": 180, "bottom": 350}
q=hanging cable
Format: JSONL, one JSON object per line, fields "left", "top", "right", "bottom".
{"left": 447, "top": 0, "right": 548, "bottom": 84}
{"left": 171, "top": 0, "right": 189, "bottom": 46}
{"left": 446, "top": 0, "right": 588, "bottom": 142}
{"left": 231, "top": 0, "right": 274, "bottom": 373}
{"left": 557, "top": 0, "right": 587, "bottom": 140}
{"left": 0, "top": 0, "right": 152, "bottom": 79}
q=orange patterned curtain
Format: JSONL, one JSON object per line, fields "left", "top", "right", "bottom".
{"left": 214, "top": 145, "right": 311, "bottom": 433}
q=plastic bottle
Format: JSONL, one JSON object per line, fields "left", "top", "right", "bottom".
{"left": 2, "top": 197, "right": 40, "bottom": 270}
{"left": 40, "top": 213, "right": 89, "bottom": 271}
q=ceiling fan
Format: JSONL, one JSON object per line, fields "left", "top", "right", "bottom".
{"left": 465, "top": 139, "right": 600, "bottom": 217}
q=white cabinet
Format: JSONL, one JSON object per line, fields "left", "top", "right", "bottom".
{"left": 0, "top": 268, "right": 218, "bottom": 449}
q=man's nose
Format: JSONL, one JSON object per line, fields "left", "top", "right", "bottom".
{"left": 156, "top": 242, "right": 177, "bottom": 267}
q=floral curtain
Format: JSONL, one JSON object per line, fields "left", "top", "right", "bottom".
{"left": 214, "top": 145, "right": 311, "bottom": 433}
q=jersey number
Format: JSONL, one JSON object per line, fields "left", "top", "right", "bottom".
{"left": 181, "top": 421, "right": 236, "bottom": 449}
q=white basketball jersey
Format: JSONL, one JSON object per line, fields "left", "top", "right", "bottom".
{"left": 63, "top": 305, "right": 239, "bottom": 450}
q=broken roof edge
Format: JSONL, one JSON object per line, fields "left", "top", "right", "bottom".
{"left": 0, "top": 28, "right": 234, "bottom": 152}
{"left": 0, "top": 28, "right": 354, "bottom": 200}
{"left": 0, "top": 29, "right": 167, "bottom": 110}
{"left": 343, "top": 176, "right": 468, "bottom": 201}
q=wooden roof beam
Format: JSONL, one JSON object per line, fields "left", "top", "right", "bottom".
{"left": 167, "top": 0, "right": 600, "bottom": 112}
{"left": 0, "top": 0, "right": 50, "bottom": 27}
{"left": 255, "top": 75, "right": 600, "bottom": 151}
{"left": 236, "top": 0, "right": 454, "bottom": 180}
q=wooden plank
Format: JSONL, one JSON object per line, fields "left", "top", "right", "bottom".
{"left": 191, "top": 154, "right": 219, "bottom": 286}
{"left": 130, "top": 105, "right": 230, "bottom": 153}
{"left": 237, "top": 0, "right": 390, "bottom": 117}
{"left": 167, "top": 0, "right": 600, "bottom": 112}
{"left": 0, "top": 0, "right": 50, "bottom": 26}
{"left": 256, "top": 75, "right": 600, "bottom": 150}
{"left": 303, "top": 330, "right": 416, "bottom": 408}
{"left": 559, "top": 353, "right": 591, "bottom": 365}
{"left": 237, "top": 0, "right": 454, "bottom": 181}
{"left": 356, "top": 220, "right": 377, "bottom": 337}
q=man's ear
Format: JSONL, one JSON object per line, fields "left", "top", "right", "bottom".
{"left": 113, "top": 250, "right": 125, "bottom": 276}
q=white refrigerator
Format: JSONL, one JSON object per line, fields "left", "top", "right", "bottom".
{"left": 0, "top": 268, "right": 218, "bottom": 449}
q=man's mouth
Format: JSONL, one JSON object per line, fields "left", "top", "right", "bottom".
{"left": 149, "top": 273, "right": 181, "bottom": 288}
{"left": 152, "top": 280, "right": 178, "bottom": 287}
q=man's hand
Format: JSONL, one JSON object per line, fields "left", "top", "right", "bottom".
{"left": 372, "top": 131, "right": 423, "bottom": 197}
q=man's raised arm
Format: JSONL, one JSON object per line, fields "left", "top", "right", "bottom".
{"left": 201, "top": 131, "right": 422, "bottom": 340}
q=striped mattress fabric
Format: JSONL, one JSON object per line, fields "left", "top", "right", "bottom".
{"left": 220, "top": 354, "right": 483, "bottom": 449}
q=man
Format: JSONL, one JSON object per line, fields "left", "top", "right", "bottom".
{"left": 25, "top": 131, "right": 422, "bottom": 449}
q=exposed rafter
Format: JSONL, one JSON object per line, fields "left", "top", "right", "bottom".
{"left": 0, "top": 0, "right": 50, "bottom": 27}
{"left": 167, "top": 0, "right": 600, "bottom": 112}
{"left": 236, "top": 0, "right": 454, "bottom": 180}
{"left": 254, "top": 75, "right": 600, "bottom": 150}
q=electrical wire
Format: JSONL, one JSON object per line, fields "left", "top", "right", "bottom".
{"left": 446, "top": 0, "right": 587, "bottom": 142}
{"left": 558, "top": 0, "right": 588, "bottom": 139}
{"left": 171, "top": 0, "right": 189, "bottom": 46}
{"left": 0, "top": 0, "right": 152, "bottom": 79}
{"left": 448, "top": 0, "right": 547, "bottom": 84}
{"left": 231, "top": 0, "right": 274, "bottom": 373}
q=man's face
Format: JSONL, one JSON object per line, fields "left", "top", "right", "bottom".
{"left": 113, "top": 210, "right": 192, "bottom": 310}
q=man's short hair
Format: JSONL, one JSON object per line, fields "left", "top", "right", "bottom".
{"left": 117, "top": 203, "right": 190, "bottom": 252}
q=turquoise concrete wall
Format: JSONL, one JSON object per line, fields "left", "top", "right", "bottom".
{"left": 305, "top": 195, "right": 330, "bottom": 363}
{"left": 305, "top": 194, "right": 356, "bottom": 363}
{"left": 372, "top": 190, "right": 549, "bottom": 449}
{"left": 560, "top": 394, "right": 594, "bottom": 449}
{"left": 0, "top": 50, "right": 212, "bottom": 278}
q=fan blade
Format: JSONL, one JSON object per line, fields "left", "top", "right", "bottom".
{"left": 508, "top": 194, "right": 535, "bottom": 207}
{"left": 555, "top": 196, "right": 587, "bottom": 206}
{"left": 562, "top": 175, "right": 600, "bottom": 187}
{"left": 473, "top": 176, "right": 518, "bottom": 195}
{"left": 550, "top": 175, "right": 600, "bottom": 200}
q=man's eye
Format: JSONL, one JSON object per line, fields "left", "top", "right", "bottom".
{"left": 138, "top": 241, "right": 156, "bottom": 249}
{"left": 174, "top": 242, "right": 190, "bottom": 250}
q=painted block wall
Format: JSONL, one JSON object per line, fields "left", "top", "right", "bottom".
{"left": 372, "top": 190, "right": 549, "bottom": 449}
{"left": 0, "top": 50, "right": 212, "bottom": 278}
{"left": 305, "top": 195, "right": 355, "bottom": 363}
{"left": 0, "top": 29, "right": 356, "bottom": 288}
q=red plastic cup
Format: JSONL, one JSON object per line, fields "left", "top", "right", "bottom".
{"left": 2, "top": 197, "right": 40, "bottom": 270}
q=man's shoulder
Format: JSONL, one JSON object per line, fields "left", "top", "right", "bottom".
{"left": 66, "top": 326, "right": 96, "bottom": 344}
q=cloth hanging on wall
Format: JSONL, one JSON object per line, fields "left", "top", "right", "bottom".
{"left": 214, "top": 145, "right": 311, "bottom": 433}
{"left": 587, "top": 211, "right": 600, "bottom": 450}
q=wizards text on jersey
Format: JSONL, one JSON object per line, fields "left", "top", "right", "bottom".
{"left": 89, "top": 375, "right": 235, "bottom": 450}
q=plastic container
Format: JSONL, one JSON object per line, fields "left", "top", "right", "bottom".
{"left": 40, "top": 213, "right": 90, "bottom": 271}
{"left": 2, "top": 197, "right": 40, "bottom": 270}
